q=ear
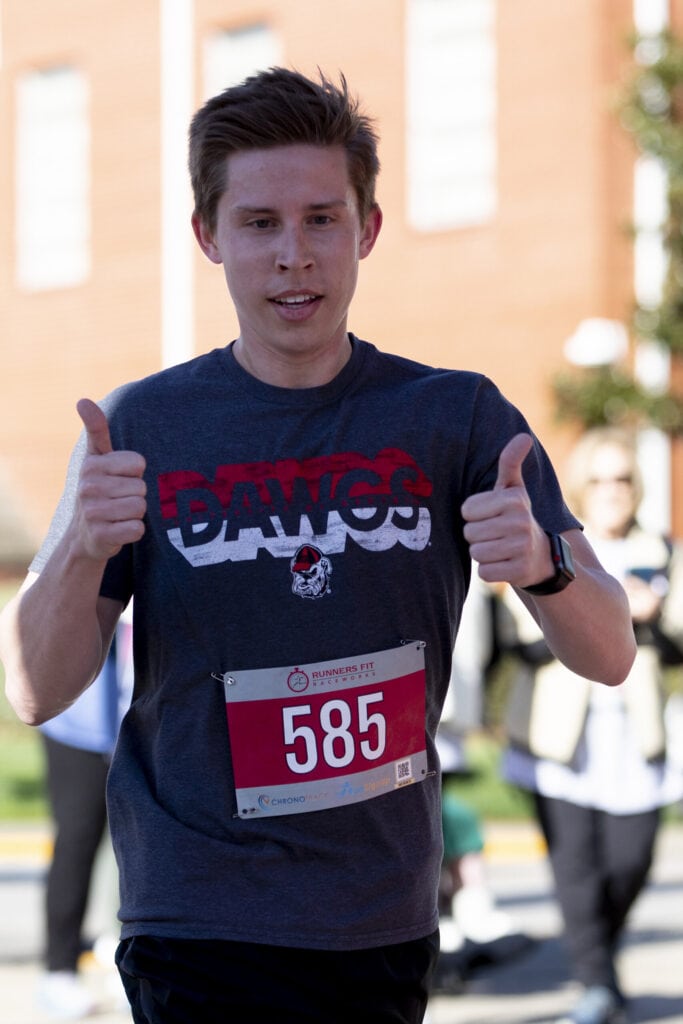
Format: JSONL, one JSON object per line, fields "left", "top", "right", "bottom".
{"left": 359, "top": 205, "right": 383, "bottom": 260}
{"left": 191, "top": 213, "right": 223, "bottom": 264}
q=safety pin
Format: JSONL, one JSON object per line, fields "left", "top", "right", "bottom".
{"left": 211, "top": 672, "right": 236, "bottom": 686}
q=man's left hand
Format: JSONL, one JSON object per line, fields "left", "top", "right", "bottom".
{"left": 461, "top": 433, "right": 553, "bottom": 588}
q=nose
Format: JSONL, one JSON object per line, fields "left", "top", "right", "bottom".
{"left": 276, "top": 225, "right": 314, "bottom": 271}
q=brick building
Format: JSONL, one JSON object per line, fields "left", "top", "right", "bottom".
{"left": 0, "top": 0, "right": 676, "bottom": 559}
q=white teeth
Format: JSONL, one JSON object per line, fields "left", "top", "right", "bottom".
{"left": 277, "top": 295, "right": 314, "bottom": 305}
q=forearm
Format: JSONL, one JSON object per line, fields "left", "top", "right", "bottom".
{"left": 515, "top": 537, "right": 636, "bottom": 685}
{"left": 0, "top": 531, "right": 118, "bottom": 726}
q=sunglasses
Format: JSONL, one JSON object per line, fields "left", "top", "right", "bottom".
{"left": 586, "top": 474, "right": 633, "bottom": 487}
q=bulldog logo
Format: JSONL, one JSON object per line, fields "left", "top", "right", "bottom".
{"left": 290, "top": 544, "right": 332, "bottom": 599}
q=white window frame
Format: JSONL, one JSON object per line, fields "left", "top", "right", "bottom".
{"left": 203, "top": 23, "right": 282, "bottom": 100}
{"left": 15, "top": 65, "right": 90, "bottom": 290}
{"left": 406, "top": 0, "right": 497, "bottom": 232}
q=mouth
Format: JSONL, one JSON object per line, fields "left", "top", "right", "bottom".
{"left": 269, "top": 292, "right": 323, "bottom": 321}
{"left": 271, "top": 293, "right": 321, "bottom": 308}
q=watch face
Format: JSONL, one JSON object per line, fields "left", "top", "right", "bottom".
{"left": 557, "top": 534, "right": 576, "bottom": 579}
{"left": 523, "top": 533, "right": 576, "bottom": 595}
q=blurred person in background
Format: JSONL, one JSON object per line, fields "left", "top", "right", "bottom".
{"left": 432, "top": 577, "right": 534, "bottom": 995}
{"left": 501, "top": 426, "right": 683, "bottom": 1024}
{"left": 36, "top": 617, "right": 132, "bottom": 1019}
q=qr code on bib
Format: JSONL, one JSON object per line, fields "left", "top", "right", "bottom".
{"left": 395, "top": 758, "right": 413, "bottom": 786}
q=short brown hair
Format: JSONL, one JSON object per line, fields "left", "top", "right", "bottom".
{"left": 189, "top": 67, "right": 380, "bottom": 232}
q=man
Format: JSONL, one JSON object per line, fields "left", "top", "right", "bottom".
{"left": 0, "top": 69, "right": 635, "bottom": 1024}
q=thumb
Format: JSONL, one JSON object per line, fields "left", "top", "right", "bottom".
{"left": 494, "top": 433, "right": 533, "bottom": 491}
{"left": 77, "top": 398, "right": 113, "bottom": 456}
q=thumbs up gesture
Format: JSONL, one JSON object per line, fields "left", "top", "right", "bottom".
{"left": 461, "top": 433, "right": 553, "bottom": 587}
{"left": 73, "top": 399, "right": 147, "bottom": 561}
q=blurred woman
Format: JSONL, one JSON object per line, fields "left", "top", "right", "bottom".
{"left": 501, "top": 426, "right": 683, "bottom": 1024}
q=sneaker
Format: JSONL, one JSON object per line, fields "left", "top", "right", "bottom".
{"left": 36, "top": 971, "right": 96, "bottom": 1019}
{"left": 438, "top": 915, "right": 465, "bottom": 953}
{"left": 557, "top": 985, "right": 628, "bottom": 1024}
{"left": 453, "top": 885, "right": 516, "bottom": 943}
{"left": 92, "top": 931, "right": 120, "bottom": 969}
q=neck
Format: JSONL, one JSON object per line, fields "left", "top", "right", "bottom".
{"left": 232, "top": 334, "right": 352, "bottom": 389}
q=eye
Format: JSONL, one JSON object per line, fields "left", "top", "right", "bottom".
{"left": 249, "top": 217, "right": 275, "bottom": 230}
{"left": 310, "top": 214, "right": 333, "bottom": 226}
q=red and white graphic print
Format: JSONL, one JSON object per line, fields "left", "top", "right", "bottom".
{"left": 157, "top": 449, "right": 433, "bottom": 569}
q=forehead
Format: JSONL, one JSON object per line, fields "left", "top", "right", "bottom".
{"left": 589, "top": 443, "right": 633, "bottom": 473}
{"left": 222, "top": 143, "right": 355, "bottom": 207}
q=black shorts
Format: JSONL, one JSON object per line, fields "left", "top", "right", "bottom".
{"left": 116, "top": 931, "right": 439, "bottom": 1024}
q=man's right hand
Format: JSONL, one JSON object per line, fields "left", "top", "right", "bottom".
{"left": 75, "top": 398, "right": 147, "bottom": 560}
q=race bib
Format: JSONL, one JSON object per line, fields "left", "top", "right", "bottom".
{"left": 222, "top": 642, "right": 427, "bottom": 818}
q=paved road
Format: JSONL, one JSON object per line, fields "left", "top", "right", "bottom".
{"left": 429, "top": 822, "right": 683, "bottom": 1024}
{"left": 1, "top": 821, "right": 682, "bottom": 1024}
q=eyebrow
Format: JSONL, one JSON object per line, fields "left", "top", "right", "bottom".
{"left": 232, "top": 199, "right": 350, "bottom": 215}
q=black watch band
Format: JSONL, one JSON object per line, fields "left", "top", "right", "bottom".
{"left": 522, "top": 532, "right": 576, "bottom": 596}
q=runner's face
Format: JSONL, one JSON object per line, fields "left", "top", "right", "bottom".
{"left": 193, "top": 144, "right": 381, "bottom": 384}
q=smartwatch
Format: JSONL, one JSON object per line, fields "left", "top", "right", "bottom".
{"left": 522, "top": 532, "right": 576, "bottom": 596}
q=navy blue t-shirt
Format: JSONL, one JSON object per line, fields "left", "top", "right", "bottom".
{"left": 33, "top": 336, "right": 578, "bottom": 949}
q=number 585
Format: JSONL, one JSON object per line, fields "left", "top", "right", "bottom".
{"left": 282, "top": 692, "right": 386, "bottom": 774}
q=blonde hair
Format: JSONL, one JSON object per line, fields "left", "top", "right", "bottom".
{"left": 564, "top": 426, "right": 643, "bottom": 518}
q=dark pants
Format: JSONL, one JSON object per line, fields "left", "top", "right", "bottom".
{"left": 42, "top": 735, "right": 110, "bottom": 972}
{"left": 534, "top": 793, "right": 660, "bottom": 991}
{"left": 116, "top": 931, "right": 439, "bottom": 1024}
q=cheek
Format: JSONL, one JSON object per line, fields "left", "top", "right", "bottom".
{"left": 223, "top": 250, "right": 256, "bottom": 284}
{"left": 337, "top": 254, "right": 360, "bottom": 292}
{"left": 222, "top": 263, "right": 250, "bottom": 307}
{"left": 587, "top": 494, "right": 632, "bottom": 526}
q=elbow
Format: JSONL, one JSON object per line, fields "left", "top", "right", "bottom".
{"left": 17, "top": 709, "right": 51, "bottom": 728}
{"left": 601, "top": 632, "right": 637, "bottom": 688}
{"left": 5, "top": 677, "right": 59, "bottom": 728}
{"left": 597, "top": 582, "right": 638, "bottom": 687}
{"left": 5, "top": 697, "right": 44, "bottom": 729}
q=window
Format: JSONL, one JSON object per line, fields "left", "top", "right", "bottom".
{"left": 15, "top": 66, "right": 90, "bottom": 290}
{"left": 406, "top": 0, "right": 497, "bottom": 231}
{"left": 204, "top": 24, "right": 282, "bottom": 100}
{"left": 633, "top": 0, "right": 668, "bottom": 36}
{"left": 633, "top": 155, "right": 667, "bottom": 310}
